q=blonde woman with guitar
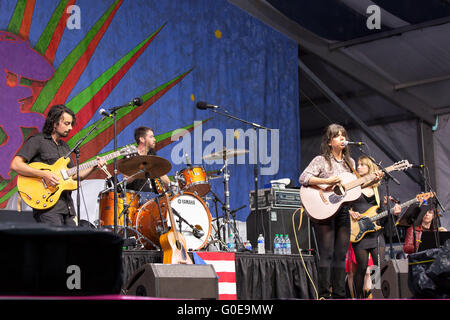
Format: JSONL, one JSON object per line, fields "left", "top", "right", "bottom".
{"left": 347, "top": 156, "right": 401, "bottom": 298}
{"left": 299, "top": 124, "right": 381, "bottom": 299}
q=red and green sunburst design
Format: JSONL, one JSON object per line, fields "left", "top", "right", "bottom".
{"left": 0, "top": 0, "right": 209, "bottom": 208}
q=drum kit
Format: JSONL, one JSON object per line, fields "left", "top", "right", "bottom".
{"left": 96, "top": 148, "right": 248, "bottom": 252}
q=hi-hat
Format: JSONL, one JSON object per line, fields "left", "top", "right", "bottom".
{"left": 203, "top": 148, "right": 249, "bottom": 161}
{"left": 118, "top": 155, "right": 171, "bottom": 178}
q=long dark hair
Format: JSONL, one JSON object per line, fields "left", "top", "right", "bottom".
{"left": 42, "top": 105, "right": 76, "bottom": 135}
{"left": 320, "top": 123, "right": 352, "bottom": 170}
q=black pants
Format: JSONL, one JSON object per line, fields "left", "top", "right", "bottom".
{"left": 33, "top": 211, "right": 77, "bottom": 226}
{"left": 314, "top": 208, "right": 350, "bottom": 298}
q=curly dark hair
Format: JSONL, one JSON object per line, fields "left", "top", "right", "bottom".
{"left": 42, "top": 105, "right": 76, "bottom": 135}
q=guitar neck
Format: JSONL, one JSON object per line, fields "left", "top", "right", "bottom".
{"left": 165, "top": 194, "right": 180, "bottom": 241}
{"left": 370, "top": 198, "right": 418, "bottom": 222}
{"left": 344, "top": 165, "right": 396, "bottom": 191}
{"left": 66, "top": 151, "right": 121, "bottom": 176}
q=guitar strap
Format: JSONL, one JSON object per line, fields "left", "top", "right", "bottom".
{"left": 344, "top": 157, "right": 360, "bottom": 178}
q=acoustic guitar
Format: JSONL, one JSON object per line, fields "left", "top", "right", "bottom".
{"left": 300, "top": 160, "right": 411, "bottom": 221}
{"left": 350, "top": 192, "right": 434, "bottom": 243}
{"left": 17, "top": 145, "right": 137, "bottom": 210}
{"left": 160, "top": 192, "right": 193, "bottom": 264}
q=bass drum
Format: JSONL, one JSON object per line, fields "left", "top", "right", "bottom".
{"left": 135, "top": 192, "right": 212, "bottom": 251}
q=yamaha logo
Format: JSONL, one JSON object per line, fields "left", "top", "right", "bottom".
{"left": 178, "top": 199, "right": 196, "bottom": 205}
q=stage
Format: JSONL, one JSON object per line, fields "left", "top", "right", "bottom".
{"left": 122, "top": 250, "right": 318, "bottom": 300}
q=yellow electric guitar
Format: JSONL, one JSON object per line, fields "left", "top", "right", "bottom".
{"left": 350, "top": 192, "right": 434, "bottom": 243}
{"left": 17, "top": 145, "right": 137, "bottom": 210}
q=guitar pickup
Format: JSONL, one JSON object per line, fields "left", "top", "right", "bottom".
{"left": 60, "top": 169, "right": 69, "bottom": 180}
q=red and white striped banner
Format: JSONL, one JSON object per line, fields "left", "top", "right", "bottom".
{"left": 193, "top": 252, "right": 236, "bottom": 300}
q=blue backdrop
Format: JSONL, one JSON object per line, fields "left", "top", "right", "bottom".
{"left": 0, "top": 0, "right": 300, "bottom": 221}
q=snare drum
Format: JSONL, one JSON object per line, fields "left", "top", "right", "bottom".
{"left": 135, "top": 192, "right": 212, "bottom": 251}
{"left": 177, "top": 166, "right": 210, "bottom": 197}
{"left": 98, "top": 191, "right": 140, "bottom": 227}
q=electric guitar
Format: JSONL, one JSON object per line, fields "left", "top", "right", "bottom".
{"left": 17, "top": 145, "right": 137, "bottom": 210}
{"left": 300, "top": 160, "right": 411, "bottom": 221}
{"left": 160, "top": 193, "right": 193, "bottom": 264}
{"left": 350, "top": 192, "right": 434, "bottom": 243}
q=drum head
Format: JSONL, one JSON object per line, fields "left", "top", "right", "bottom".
{"left": 168, "top": 192, "right": 212, "bottom": 251}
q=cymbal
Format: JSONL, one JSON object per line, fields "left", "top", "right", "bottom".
{"left": 118, "top": 155, "right": 171, "bottom": 178}
{"left": 203, "top": 148, "right": 249, "bottom": 161}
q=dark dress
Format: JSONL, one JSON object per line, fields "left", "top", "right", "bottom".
{"left": 351, "top": 193, "right": 386, "bottom": 250}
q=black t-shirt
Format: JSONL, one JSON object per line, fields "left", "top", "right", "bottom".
{"left": 16, "top": 133, "right": 76, "bottom": 216}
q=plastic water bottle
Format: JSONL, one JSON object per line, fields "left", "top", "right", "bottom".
{"left": 274, "top": 234, "right": 280, "bottom": 254}
{"left": 285, "top": 234, "right": 291, "bottom": 255}
{"left": 257, "top": 234, "right": 265, "bottom": 254}
{"left": 280, "top": 234, "right": 286, "bottom": 254}
{"left": 227, "top": 232, "right": 236, "bottom": 252}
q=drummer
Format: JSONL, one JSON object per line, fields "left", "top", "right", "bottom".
{"left": 124, "top": 126, "right": 171, "bottom": 192}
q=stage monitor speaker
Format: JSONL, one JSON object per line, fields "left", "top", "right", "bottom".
{"left": 0, "top": 223, "right": 123, "bottom": 296}
{"left": 246, "top": 206, "right": 312, "bottom": 254}
{"left": 123, "top": 263, "right": 219, "bottom": 299}
{"left": 372, "top": 259, "right": 412, "bottom": 299}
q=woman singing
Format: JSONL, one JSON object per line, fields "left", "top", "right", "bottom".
{"left": 299, "top": 124, "right": 363, "bottom": 299}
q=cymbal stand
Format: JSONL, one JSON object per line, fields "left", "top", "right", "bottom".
{"left": 223, "top": 155, "right": 231, "bottom": 242}
{"left": 209, "top": 190, "right": 226, "bottom": 250}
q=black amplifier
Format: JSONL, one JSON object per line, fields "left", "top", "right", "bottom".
{"left": 249, "top": 188, "right": 301, "bottom": 209}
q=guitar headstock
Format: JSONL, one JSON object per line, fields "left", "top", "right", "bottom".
{"left": 119, "top": 144, "right": 138, "bottom": 156}
{"left": 389, "top": 160, "right": 412, "bottom": 172}
{"left": 416, "top": 192, "right": 434, "bottom": 204}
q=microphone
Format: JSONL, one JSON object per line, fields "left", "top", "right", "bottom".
{"left": 412, "top": 164, "right": 425, "bottom": 169}
{"left": 196, "top": 101, "right": 219, "bottom": 110}
{"left": 344, "top": 141, "right": 365, "bottom": 146}
{"left": 130, "top": 97, "right": 143, "bottom": 106}
{"left": 99, "top": 108, "right": 111, "bottom": 117}
{"left": 192, "top": 227, "right": 205, "bottom": 239}
{"left": 109, "top": 97, "right": 143, "bottom": 112}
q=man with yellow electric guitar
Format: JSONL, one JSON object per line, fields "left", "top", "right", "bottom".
{"left": 10, "top": 105, "right": 107, "bottom": 226}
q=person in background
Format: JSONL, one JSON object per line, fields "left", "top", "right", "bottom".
{"left": 403, "top": 204, "right": 447, "bottom": 254}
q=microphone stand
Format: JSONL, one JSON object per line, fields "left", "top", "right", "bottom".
{"left": 207, "top": 108, "right": 272, "bottom": 247}
{"left": 108, "top": 99, "right": 141, "bottom": 234}
{"left": 64, "top": 115, "right": 109, "bottom": 226}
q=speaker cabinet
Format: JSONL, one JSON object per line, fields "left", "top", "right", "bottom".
{"left": 246, "top": 207, "right": 312, "bottom": 254}
{"left": 0, "top": 223, "right": 123, "bottom": 295}
{"left": 123, "top": 263, "right": 219, "bottom": 299}
{"left": 372, "top": 259, "right": 412, "bottom": 299}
